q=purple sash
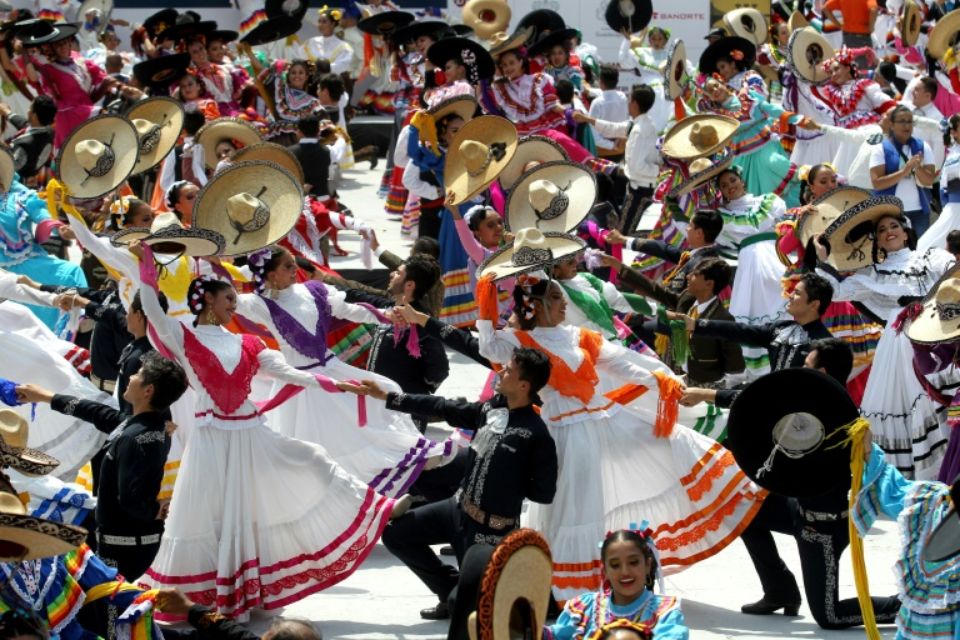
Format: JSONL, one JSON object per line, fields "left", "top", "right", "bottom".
{"left": 262, "top": 280, "right": 332, "bottom": 365}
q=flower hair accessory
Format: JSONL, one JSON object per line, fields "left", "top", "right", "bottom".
{"left": 730, "top": 49, "right": 744, "bottom": 61}
{"left": 464, "top": 204, "right": 491, "bottom": 228}
{"left": 188, "top": 275, "right": 219, "bottom": 314}
{"left": 317, "top": 5, "right": 342, "bottom": 21}
{"left": 516, "top": 273, "right": 544, "bottom": 321}
{"left": 822, "top": 46, "right": 857, "bottom": 75}
{"left": 247, "top": 248, "right": 272, "bottom": 295}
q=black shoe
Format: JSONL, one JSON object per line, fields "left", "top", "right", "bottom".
{"left": 741, "top": 597, "right": 801, "bottom": 616}
{"left": 439, "top": 545, "right": 455, "bottom": 556}
{"left": 369, "top": 156, "right": 379, "bottom": 170}
{"left": 420, "top": 602, "right": 450, "bottom": 620}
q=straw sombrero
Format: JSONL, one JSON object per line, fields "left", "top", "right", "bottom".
{"left": 0, "top": 410, "right": 59, "bottom": 477}
{"left": 527, "top": 28, "right": 579, "bottom": 59}
{"left": 487, "top": 27, "right": 533, "bottom": 60}
{"left": 427, "top": 37, "right": 496, "bottom": 84}
{"left": 466, "top": 528, "right": 553, "bottom": 640}
{"left": 0, "top": 482, "right": 86, "bottom": 561}
{"left": 479, "top": 228, "right": 586, "bottom": 281}
{"left": 660, "top": 114, "right": 739, "bottom": 161}
{"left": 444, "top": 115, "right": 518, "bottom": 206}
{"left": 663, "top": 39, "right": 687, "bottom": 101}
{"left": 723, "top": 8, "right": 767, "bottom": 47}
{"left": 819, "top": 194, "right": 903, "bottom": 272}
{"left": 788, "top": 27, "right": 835, "bottom": 85}
{"left": 461, "top": 0, "right": 511, "bottom": 41}
{"left": 132, "top": 52, "right": 190, "bottom": 90}
{"left": 794, "top": 186, "right": 872, "bottom": 270}
{"left": 506, "top": 161, "right": 595, "bottom": 233}
{"left": 788, "top": 10, "right": 810, "bottom": 32}
{"left": 193, "top": 161, "right": 304, "bottom": 257}
{"left": 0, "top": 146, "right": 14, "bottom": 193}
{"left": 928, "top": 9, "right": 960, "bottom": 60}
{"left": 357, "top": 11, "right": 414, "bottom": 36}
{"left": 231, "top": 142, "right": 304, "bottom": 184}
{"left": 498, "top": 135, "right": 567, "bottom": 190}
{"left": 726, "top": 368, "right": 858, "bottom": 498}
{"left": 196, "top": 117, "right": 263, "bottom": 170}
{"left": 922, "top": 476, "right": 959, "bottom": 564}
{"left": 18, "top": 20, "right": 78, "bottom": 46}
{"left": 906, "top": 263, "right": 960, "bottom": 345}
{"left": 698, "top": 36, "right": 757, "bottom": 75}
{"left": 112, "top": 210, "right": 225, "bottom": 257}
{"left": 899, "top": 0, "right": 922, "bottom": 47}
{"left": 126, "top": 97, "right": 184, "bottom": 175}
{"left": 668, "top": 152, "right": 734, "bottom": 198}
{"left": 604, "top": 0, "right": 652, "bottom": 35}
{"left": 241, "top": 15, "right": 302, "bottom": 46}
{"left": 427, "top": 95, "right": 479, "bottom": 126}
{"left": 57, "top": 115, "right": 139, "bottom": 199}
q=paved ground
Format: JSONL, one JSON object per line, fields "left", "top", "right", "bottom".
{"left": 244, "top": 162, "right": 905, "bottom": 639}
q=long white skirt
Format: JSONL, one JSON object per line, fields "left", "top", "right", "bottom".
{"left": 728, "top": 240, "right": 787, "bottom": 379}
{"left": 917, "top": 201, "right": 960, "bottom": 254}
{"left": 861, "top": 318, "right": 949, "bottom": 480}
{"left": 525, "top": 393, "right": 765, "bottom": 603}
{"left": 263, "top": 357, "right": 457, "bottom": 497}
{"left": 140, "top": 421, "right": 394, "bottom": 617}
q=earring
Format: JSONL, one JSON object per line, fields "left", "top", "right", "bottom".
{"left": 206, "top": 308, "right": 218, "bottom": 325}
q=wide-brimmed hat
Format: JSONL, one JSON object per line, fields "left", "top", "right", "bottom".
{"left": 788, "top": 27, "right": 835, "bottom": 85}
{"left": 527, "top": 28, "right": 579, "bottom": 59}
{"left": 427, "top": 94, "right": 479, "bottom": 126}
{"left": 126, "top": 97, "right": 184, "bottom": 175}
{"left": 479, "top": 228, "right": 586, "bottom": 281}
{"left": 788, "top": 10, "right": 810, "bottom": 32}
{"left": 906, "top": 263, "right": 960, "bottom": 344}
{"left": 155, "top": 16, "right": 216, "bottom": 44}
{"left": 427, "top": 37, "right": 496, "bottom": 84}
{"left": 241, "top": 15, "right": 302, "bottom": 46}
{"left": 392, "top": 19, "right": 447, "bottom": 45}
{"left": 795, "top": 186, "right": 871, "bottom": 270}
{"left": 506, "top": 161, "right": 595, "bottom": 234}
{"left": 661, "top": 114, "right": 739, "bottom": 161}
{"left": 207, "top": 29, "right": 238, "bottom": 44}
{"left": 604, "top": 0, "right": 652, "bottom": 34}
{"left": 899, "top": 0, "right": 922, "bottom": 47}
{"left": 18, "top": 20, "right": 78, "bottom": 46}
{"left": 57, "top": 115, "right": 139, "bottom": 199}
{"left": 9, "top": 128, "right": 52, "bottom": 181}
{"left": 0, "top": 478, "right": 86, "bottom": 561}
{"left": 132, "top": 52, "right": 190, "bottom": 90}
{"left": 467, "top": 528, "right": 553, "bottom": 640}
{"left": 698, "top": 36, "right": 757, "bottom": 75}
{"left": 0, "top": 410, "right": 59, "bottom": 477}
{"left": 726, "top": 368, "right": 859, "bottom": 498}
{"left": 723, "top": 8, "right": 767, "bottom": 47}
{"left": 922, "top": 476, "right": 960, "bottom": 563}
{"left": 498, "top": 135, "right": 567, "bottom": 190}
{"left": 357, "top": 11, "right": 414, "bottom": 36}
{"left": 193, "top": 161, "right": 304, "bottom": 257}
{"left": 231, "top": 142, "right": 304, "bottom": 184}
{"left": 517, "top": 8, "right": 566, "bottom": 40}
{"left": 928, "top": 9, "right": 960, "bottom": 60}
{"left": 75, "top": 0, "right": 112, "bottom": 32}
{"left": 668, "top": 151, "right": 734, "bottom": 198}
{"left": 819, "top": 194, "right": 903, "bottom": 272}
{"left": 488, "top": 27, "right": 533, "bottom": 60}
{"left": 196, "top": 117, "right": 262, "bottom": 170}
{"left": 266, "top": 0, "right": 309, "bottom": 22}
{"left": 0, "top": 146, "right": 14, "bottom": 193}
{"left": 142, "top": 8, "right": 178, "bottom": 40}
{"left": 444, "top": 115, "right": 518, "bottom": 206}
{"left": 461, "top": 0, "right": 511, "bottom": 41}
{"left": 112, "top": 210, "right": 225, "bottom": 257}
{"left": 663, "top": 39, "right": 687, "bottom": 101}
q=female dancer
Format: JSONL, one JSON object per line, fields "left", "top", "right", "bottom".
{"left": 165, "top": 180, "right": 200, "bottom": 226}
{"left": 260, "top": 59, "right": 325, "bottom": 144}
{"left": 234, "top": 245, "right": 455, "bottom": 494}
{"left": 175, "top": 72, "right": 221, "bottom": 122}
{"left": 714, "top": 167, "right": 788, "bottom": 377}
{"left": 918, "top": 114, "right": 960, "bottom": 252}
{"left": 475, "top": 272, "right": 765, "bottom": 601}
{"left": 186, "top": 35, "right": 248, "bottom": 117}
{"left": 488, "top": 44, "right": 565, "bottom": 137}
{"left": 814, "top": 213, "right": 954, "bottom": 479}
{"left": 133, "top": 242, "right": 394, "bottom": 615}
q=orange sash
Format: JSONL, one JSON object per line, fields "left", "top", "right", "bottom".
{"left": 515, "top": 328, "right": 603, "bottom": 404}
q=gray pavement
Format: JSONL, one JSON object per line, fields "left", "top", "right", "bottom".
{"left": 248, "top": 163, "right": 904, "bottom": 639}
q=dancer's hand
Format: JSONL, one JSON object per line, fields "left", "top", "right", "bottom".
{"left": 157, "top": 501, "right": 170, "bottom": 520}
{"left": 680, "top": 387, "right": 716, "bottom": 406}
{"left": 58, "top": 226, "right": 76, "bottom": 241}
{"left": 15, "top": 384, "right": 54, "bottom": 404}
{"left": 128, "top": 239, "right": 145, "bottom": 259}
{"left": 397, "top": 304, "right": 428, "bottom": 327}
{"left": 16, "top": 275, "right": 40, "bottom": 289}
{"left": 358, "top": 380, "right": 388, "bottom": 400}
{"left": 165, "top": 421, "right": 178, "bottom": 436}
{"left": 605, "top": 229, "right": 628, "bottom": 246}
{"left": 155, "top": 588, "right": 195, "bottom": 615}
{"left": 597, "top": 253, "right": 623, "bottom": 271}
{"left": 335, "top": 381, "right": 367, "bottom": 395}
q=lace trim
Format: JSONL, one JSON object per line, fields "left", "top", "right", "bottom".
{"left": 181, "top": 328, "right": 265, "bottom": 415}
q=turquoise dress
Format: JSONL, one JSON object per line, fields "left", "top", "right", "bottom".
{"left": 853, "top": 445, "right": 960, "bottom": 639}
{"left": 544, "top": 589, "right": 688, "bottom": 639}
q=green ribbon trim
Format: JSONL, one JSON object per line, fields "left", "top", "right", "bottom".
{"left": 560, "top": 273, "right": 618, "bottom": 337}
{"left": 738, "top": 231, "right": 778, "bottom": 250}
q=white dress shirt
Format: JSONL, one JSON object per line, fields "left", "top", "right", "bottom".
{"left": 588, "top": 89, "right": 629, "bottom": 150}
{"left": 592, "top": 113, "right": 660, "bottom": 189}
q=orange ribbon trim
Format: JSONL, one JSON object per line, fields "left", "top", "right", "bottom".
{"left": 515, "top": 329, "right": 603, "bottom": 404}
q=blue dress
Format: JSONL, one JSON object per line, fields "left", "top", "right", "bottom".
{"left": 544, "top": 588, "right": 688, "bottom": 639}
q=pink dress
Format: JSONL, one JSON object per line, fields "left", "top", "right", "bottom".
{"left": 34, "top": 53, "right": 106, "bottom": 149}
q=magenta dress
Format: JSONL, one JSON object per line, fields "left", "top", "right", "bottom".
{"left": 34, "top": 53, "right": 106, "bottom": 149}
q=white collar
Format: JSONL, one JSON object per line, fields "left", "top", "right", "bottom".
{"left": 695, "top": 296, "right": 717, "bottom": 314}
{"left": 299, "top": 137, "right": 318, "bottom": 144}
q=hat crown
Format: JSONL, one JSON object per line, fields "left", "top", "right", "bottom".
{"left": 0, "top": 411, "right": 27, "bottom": 450}
{"left": 227, "top": 192, "right": 268, "bottom": 227}
{"left": 689, "top": 157, "right": 712, "bottom": 173}
{"left": 461, "top": 140, "right": 491, "bottom": 174}
{"left": 75, "top": 139, "right": 112, "bottom": 172}
{"left": 151, "top": 210, "right": 183, "bottom": 233}
{"left": 689, "top": 123, "right": 719, "bottom": 149}
{"left": 132, "top": 118, "right": 162, "bottom": 153}
{"left": 0, "top": 491, "right": 26, "bottom": 517}
{"left": 618, "top": 0, "right": 636, "bottom": 17}
{"left": 527, "top": 179, "right": 569, "bottom": 223}
{"left": 936, "top": 280, "right": 960, "bottom": 305}
{"left": 511, "top": 228, "right": 553, "bottom": 267}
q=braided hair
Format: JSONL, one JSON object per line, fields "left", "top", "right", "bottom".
{"left": 187, "top": 276, "right": 233, "bottom": 327}
{"left": 247, "top": 246, "right": 290, "bottom": 296}
{"left": 512, "top": 274, "right": 552, "bottom": 330}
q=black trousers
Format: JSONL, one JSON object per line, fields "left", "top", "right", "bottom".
{"left": 97, "top": 536, "right": 161, "bottom": 582}
{"left": 619, "top": 184, "right": 654, "bottom": 235}
{"left": 381, "top": 497, "right": 510, "bottom": 602}
{"left": 418, "top": 203, "right": 444, "bottom": 240}
{"left": 741, "top": 494, "right": 901, "bottom": 629}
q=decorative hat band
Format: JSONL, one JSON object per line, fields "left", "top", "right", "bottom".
{"left": 467, "top": 141, "right": 507, "bottom": 177}
{"left": 138, "top": 124, "right": 162, "bottom": 154}
{"left": 511, "top": 245, "right": 553, "bottom": 268}
{"left": 534, "top": 190, "right": 569, "bottom": 223}
{"left": 936, "top": 301, "right": 960, "bottom": 322}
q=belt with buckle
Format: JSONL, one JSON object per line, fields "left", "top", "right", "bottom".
{"left": 97, "top": 532, "right": 161, "bottom": 546}
{"left": 460, "top": 498, "right": 516, "bottom": 531}
{"left": 798, "top": 506, "right": 848, "bottom": 523}
{"left": 90, "top": 374, "right": 116, "bottom": 394}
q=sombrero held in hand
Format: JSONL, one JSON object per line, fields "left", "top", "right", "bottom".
{"left": 126, "top": 96, "right": 185, "bottom": 175}
{"left": 444, "top": 115, "right": 518, "bottom": 206}
{"left": 479, "top": 227, "right": 586, "bottom": 281}
{"left": 505, "top": 160, "right": 596, "bottom": 234}
{"left": 56, "top": 115, "right": 139, "bottom": 199}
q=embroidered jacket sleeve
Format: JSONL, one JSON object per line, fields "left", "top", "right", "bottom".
{"left": 256, "top": 348, "right": 325, "bottom": 387}
{"left": 477, "top": 320, "right": 523, "bottom": 366}
{"left": 84, "top": 296, "right": 127, "bottom": 335}
{"left": 852, "top": 443, "right": 912, "bottom": 536}
{"left": 187, "top": 605, "right": 260, "bottom": 640}
{"left": 421, "top": 332, "right": 449, "bottom": 392}
{"left": 385, "top": 391, "right": 485, "bottom": 429}
{"left": 692, "top": 318, "right": 776, "bottom": 348}
{"left": 632, "top": 238, "right": 683, "bottom": 264}
{"left": 115, "top": 430, "right": 167, "bottom": 524}
{"left": 50, "top": 394, "right": 126, "bottom": 434}
{"left": 343, "top": 287, "right": 394, "bottom": 309}
{"left": 526, "top": 418, "right": 559, "bottom": 504}
{"left": 328, "top": 286, "right": 381, "bottom": 324}
{"left": 423, "top": 316, "right": 490, "bottom": 368}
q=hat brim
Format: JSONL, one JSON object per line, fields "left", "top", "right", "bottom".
{"left": 795, "top": 186, "right": 872, "bottom": 247}
{"left": 668, "top": 152, "right": 734, "bottom": 198}
{"left": 518, "top": 9, "right": 566, "bottom": 36}
{"left": 427, "top": 95, "right": 479, "bottom": 127}
{"left": 527, "top": 28, "right": 579, "bottom": 59}
{"left": 393, "top": 20, "right": 448, "bottom": 44}
{"left": 698, "top": 36, "right": 757, "bottom": 75}
{"left": 231, "top": 142, "right": 305, "bottom": 184}
{"left": 56, "top": 115, "right": 139, "bottom": 199}
{"left": 20, "top": 22, "right": 78, "bottom": 46}
{"left": 444, "top": 115, "right": 518, "bottom": 206}
{"left": 479, "top": 232, "right": 586, "bottom": 281}
{"left": 664, "top": 39, "right": 687, "bottom": 101}
{"left": 132, "top": 53, "right": 190, "bottom": 89}
{"left": 820, "top": 196, "right": 903, "bottom": 272}
{"left": 427, "top": 38, "right": 496, "bottom": 81}
{"left": 208, "top": 29, "right": 239, "bottom": 44}
{"left": 357, "top": 11, "right": 415, "bottom": 36}
{"left": 0, "top": 441, "right": 59, "bottom": 477}
{"left": 143, "top": 9, "right": 178, "bottom": 39}
{"left": 499, "top": 136, "right": 567, "bottom": 191}
{"left": 900, "top": 0, "right": 922, "bottom": 47}
{"left": 192, "top": 160, "right": 304, "bottom": 257}
{"left": 726, "top": 368, "right": 859, "bottom": 498}
{"left": 506, "top": 160, "right": 596, "bottom": 234}
{"left": 723, "top": 8, "right": 767, "bottom": 47}
{"left": 127, "top": 96, "right": 185, "bottom": 175}
{"left": 788, "top": 27, "right": 835, "bottom": 85}
{"left": 906, "top": 262, "right": 960, "bottom": 344}
{"left": 460, "top": 0, "right": 510, "bottom": 41}
{"left": 488, "top": 27, "right": 533, "bottom": 59}
{"left": 604, "top": 0, "right": 653, "bottom": 35}
{"left": 928, "top": 9, "right": 960, "bottom": 59}
{"left": 788, "top": 11, "right": 810, "bottom": 32}
{"left": 0, "top": 512, "right": 87, "bottom": 561}
{"left": 143, "top": 225, "right": 225, "bottom": 257}
{"left": 196, "top": 117, "right": 263, "bottom": 169}
{"left": 0, "top": 145, "right": 14, "bottom": 193}
{"left": 661, "top": 114, "right": 739, "bottom": 161}
{"left": 241, "top": 16, "right": 302, "bottom": 46}
{"left": 110, "top": 226, "right": 151, "bottom": 246}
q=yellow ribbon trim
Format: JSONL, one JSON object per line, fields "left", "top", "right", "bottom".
{"left": 85, "top": 581, "right": 143, "bottom": 604}
{"left": 410, "top": 111, "right": 441, "bottom": 158}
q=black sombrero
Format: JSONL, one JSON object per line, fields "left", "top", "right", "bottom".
{"left": 142, "top": 8, "right": 178, "bottom": 40}
{"left": 527, "top": 28, "right": 579, "bottom": 59}
{"left": 604, "top": 0, "right": 653, "bottom": 34}
{"left": 393, "top": 20, "right": 448, "bottom": 45}
{"left": 427, "top": 37, "right": 495, "bottom": 84}
{"left": 18, "top": 20, "right": 78, "bottom": 46}
{"left": 698, "top": 35, "right": 757, "bottom": 75}
{"left": 207, "top": 29, "right": 238, "bottom": 44}
{"left": 133, "top": 52, "right": 190, "bottom": 91}
{"left": 156, "top": 18, "right": 216, "bottom": 44}
{"left": 357, "top": 11, "right": 415, "bottom": 36}
{"left": 241, "top": 15, "right": 302, "bottom": 46}
{"left": 726, "top": 368, "right": 859, "bottom": 498}
{"left": 518, "top": 8, "right": 566, "bottom": 42}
